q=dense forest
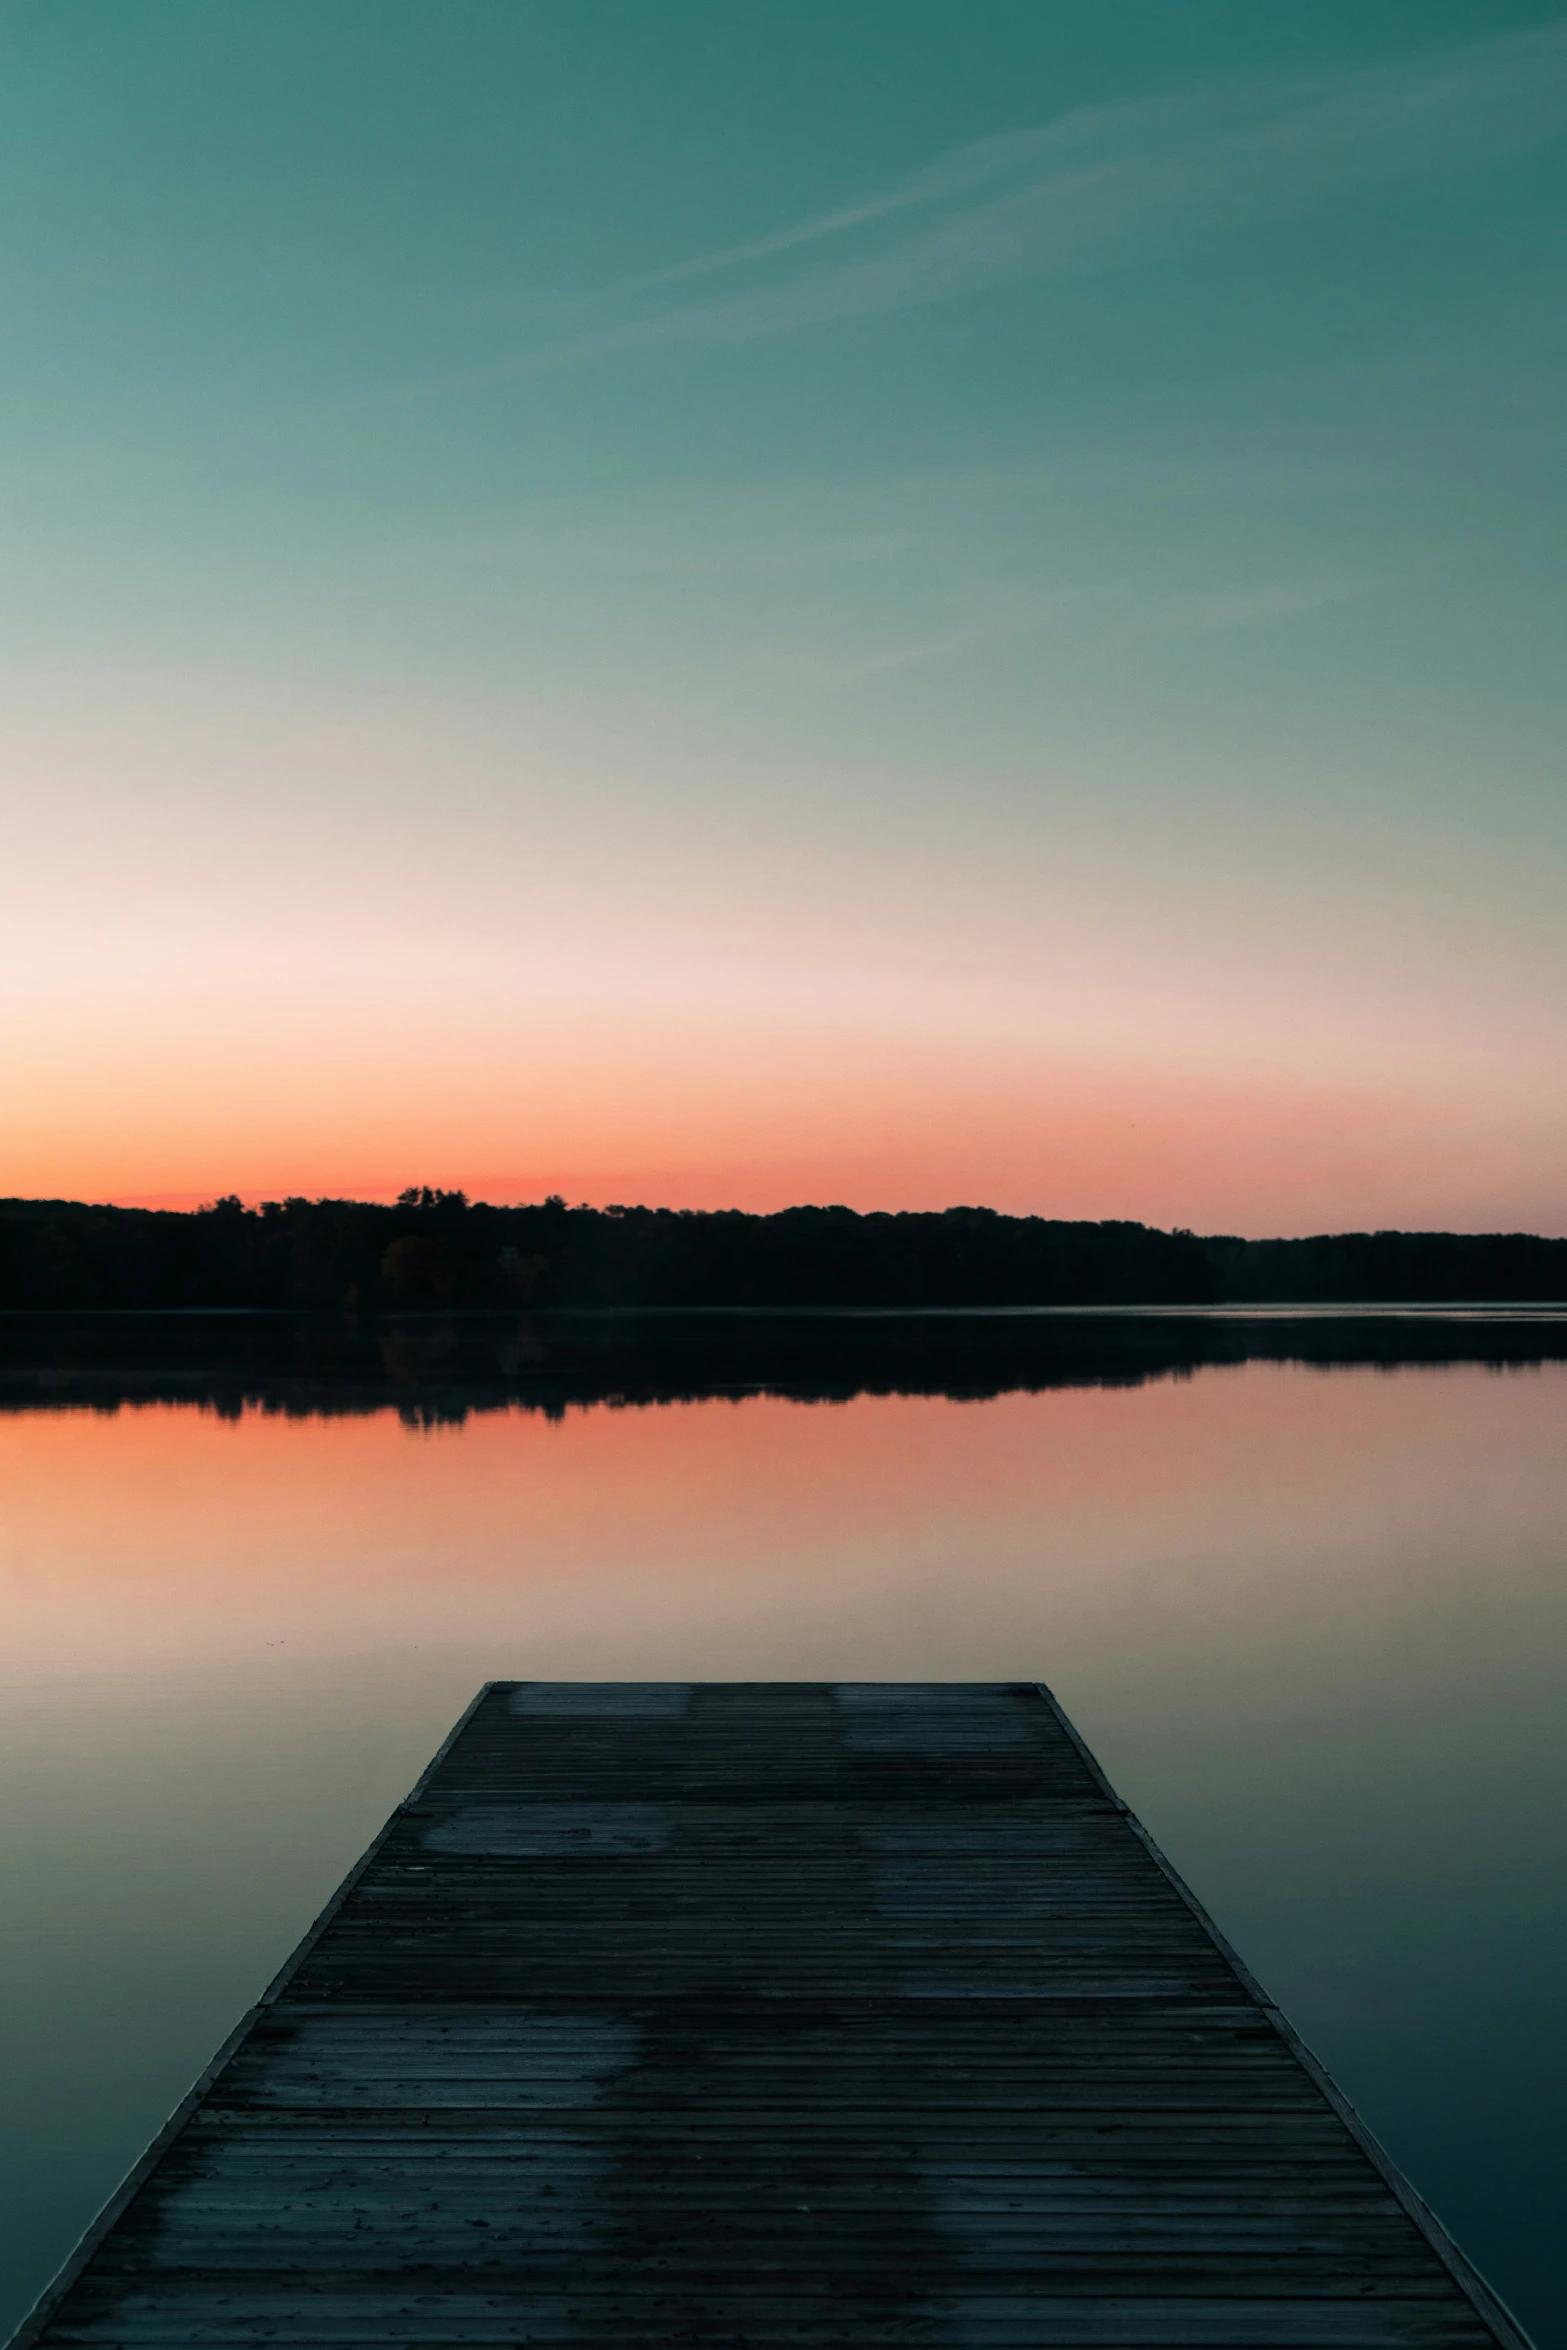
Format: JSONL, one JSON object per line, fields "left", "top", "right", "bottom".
{"left": 1, "top": 1191, "right": 1563, "bottom": 1311}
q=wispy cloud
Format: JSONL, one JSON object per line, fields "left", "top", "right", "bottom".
{"left": 620, "top": 128, "right": 1070, "bottom": 293}
{"left": 1165, "top": 577, "right": 1380, "bottom": 634}
{"left": 814, "top": 589, "right": 1098, "bottom": 685}
{"left": 807, "top": 573, "right": 1376, "bottom": 687}
{"left": 531, "top": 26, "right": 1567, "bottom": 363}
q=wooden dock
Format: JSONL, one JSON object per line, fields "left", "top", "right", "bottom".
{"left": 12, "top": 1682, "right": 1530, "bottom": 2349}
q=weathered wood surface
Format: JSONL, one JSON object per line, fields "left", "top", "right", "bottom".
{"left": 11, "top": 1683, "right": 1530, "bottom": 2349}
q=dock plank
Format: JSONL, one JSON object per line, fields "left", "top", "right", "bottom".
{"left": 8, "top": 1683, "right": 1531, "bottom": 2350}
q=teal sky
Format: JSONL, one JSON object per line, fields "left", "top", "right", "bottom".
{"left": 4, "top": 2, "right": 1566, "bottom": 1229}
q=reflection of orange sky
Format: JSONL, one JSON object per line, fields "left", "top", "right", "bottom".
{"left": 5, "top": 1365, "right": 1567, "bottom": 2092}
{"left": 5, "top": 1370, "right": 1565, "bottom": 1700}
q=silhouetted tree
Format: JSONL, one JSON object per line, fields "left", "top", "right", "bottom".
{"left": 1, "top": 1194, "right": 1563, "bottom": 1313}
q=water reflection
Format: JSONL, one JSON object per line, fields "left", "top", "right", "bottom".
{"left": 1, "top": 1313, "right": 1564, "bottom": 2346}
{"left": 3, "top": 1302, "right": 1565, "bottom": 1420}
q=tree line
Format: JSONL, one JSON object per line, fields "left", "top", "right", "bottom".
{"left": 1, "top": 1190, "right": 1563, "bottom": 1311}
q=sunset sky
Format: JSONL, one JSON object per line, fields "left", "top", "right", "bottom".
{"left": 5, "top": 1, "right": 1565, "bottom": 1232}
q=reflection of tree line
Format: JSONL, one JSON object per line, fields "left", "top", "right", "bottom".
{"left": 1, "top": 1302, "right": 1564, "bottom": 1427}
{"left": 2, "top": 1188, "right": 1565, "bottom": 1313}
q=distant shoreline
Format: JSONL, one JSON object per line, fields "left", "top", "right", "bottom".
{"left": 4, "top": 1194, "right": 1565, "bottom": 1313}
{"left": 4, "top": 1298, "right": 1567, "bottom": 1319}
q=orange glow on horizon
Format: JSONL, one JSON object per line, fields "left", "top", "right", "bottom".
{"left": 7, "top": 693, "right": 1565, "bottom": 1236}
{"left": 8, "top": 1044, "right": 1563, "bottom": 1235}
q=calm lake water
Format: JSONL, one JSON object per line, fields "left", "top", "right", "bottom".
{"left": 2, "top": 1310, "right": 1565, "bottom": 2346}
